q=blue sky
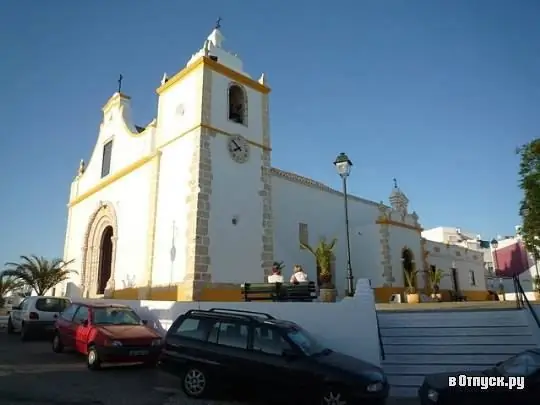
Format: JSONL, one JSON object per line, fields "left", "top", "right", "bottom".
{"left": 0, "top": 0, "right": 538, "bottom": 266}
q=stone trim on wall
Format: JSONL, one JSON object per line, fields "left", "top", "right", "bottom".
{"left": 379, "top": 223, "right": 393, "bottom": 286}
{"left": 270, "top": 167, "right": 381, "bottom": 208}
{"left": 260, "top": 90, "right": 274, "bottom": 278}
{"left": 184, "top": 66, "right": 214, "bottom": 300}
{"left": 81, "top": 201, "right": 118, "bottom": 298}
{"left": 144, "top": 151, "right": 163, "bottom": 298}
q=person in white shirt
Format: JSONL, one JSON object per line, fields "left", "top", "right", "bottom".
{"left": 290, "top": 265, "right": 309, "bottom": 284}
{"left": 267, "top": 263, "right": 284, "bottom": 283}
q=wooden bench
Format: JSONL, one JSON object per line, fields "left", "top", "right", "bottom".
{"left": 240, "top": 282, "right": 317, "bottom": 302}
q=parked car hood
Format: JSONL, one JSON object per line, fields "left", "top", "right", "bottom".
{"left": 312, "top": 350, "right": 385, "bottom": 382}
{"left": 97, "top": 324, "right": 160, "bottom": 339}
{"left": 425, "top": 370, "right": 487, "bottom": 390}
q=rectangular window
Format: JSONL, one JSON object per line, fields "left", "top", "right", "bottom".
{"left": 299, "top": 223, "right": 308, "bottom": 248}
{"left": 101, "top": 140, "right": 113, "bottom": 178}
{"left": 35, "top": 298, "right": 70, "bottom": 312}
{"left": 469, "top": 270, "right": 476, "bottom": 286}
{"left": 253, "top": 326, "right": 291, "bottom": 355}
{"left": 208, "top": 321, "right": 249, "bottom": 349}
{"left": 171, "top": 317, "right": 214, "bottom": 341}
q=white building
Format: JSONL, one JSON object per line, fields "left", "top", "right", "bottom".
{"left": 62, "top": 26, "right": 489, "bottom": 303}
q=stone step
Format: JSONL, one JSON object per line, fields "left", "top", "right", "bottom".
{"left": 381, "top": 334, "right": 536, "bottom": 345}
{"left": 383, "top": 343, "right": 532, "bottom": 355}
{"left": 383, "top": 363, "right": 488, "bottom": 375}
{"left": 384, "top": 353, "right": 511, "bottom": 364}
{"left": 379, "top": 325, "right": 533, "bottom": 337}
{"left": 378, "top": 312, "right": 529, "bottom": 328}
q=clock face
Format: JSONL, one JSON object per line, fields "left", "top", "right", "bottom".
{"left": 227, "top": 135, "right": 250, "bottom": 164}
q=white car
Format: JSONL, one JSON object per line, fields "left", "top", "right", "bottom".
{"left": 8, "top": 296, "right": 71, "bottom": 340}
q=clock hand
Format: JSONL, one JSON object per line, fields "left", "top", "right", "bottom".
{"left": 232, "top": 140, "right": 242, "bottom": 151}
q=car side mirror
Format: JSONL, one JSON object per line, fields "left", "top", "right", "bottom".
{"left": 495, "top": 361, "right": 502, "bottom": 367}
{"left": 141, "top": 320, "right": 148, "bottom": 325}
{"left": 13, "top": 306, "right": 20, "bottom": 310}
{"left": 81, "top": 319, "right": 89, "bottom": 327}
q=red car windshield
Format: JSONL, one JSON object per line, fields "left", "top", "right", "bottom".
{"left": 93, "top": 307, "right": 141, "bottom": 325}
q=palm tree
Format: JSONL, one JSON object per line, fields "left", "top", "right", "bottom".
{"left": 300, "top": 237, "right": 337, "bottom": 288}
{"left": 3, "top": 255, "right": 76, "bottom": 296}
{"left": 427, "top": 268, "right": 447, "bottom": 293}
{"left": 0, "top": 275, "right": 24, "bottom": 307}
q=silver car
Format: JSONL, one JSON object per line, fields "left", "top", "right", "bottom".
{"left": 8, "top": 296, "right": 71, "bottom": 340}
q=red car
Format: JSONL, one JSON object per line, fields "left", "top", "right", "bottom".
{"left": 52, "top": 301, "right": 163, "bottom": 370}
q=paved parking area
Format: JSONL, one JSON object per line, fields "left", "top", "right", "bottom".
{"left": 0, "top": 330, "right": 207, "bottom": 405}
{"left": 0, "top": 328, "right": 416, "bottom": 405}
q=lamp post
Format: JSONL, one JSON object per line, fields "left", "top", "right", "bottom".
{"left": 334, "top": 152, "right": 354, "bottom": 297}
{"left": 450, "top": 261, "right": 458, "bottom": 299}
{"left": 519, "top": 206, "right": 540, "bottom": 280}
{"left": 490, "top": 238, "right": 499, "bottom": 274}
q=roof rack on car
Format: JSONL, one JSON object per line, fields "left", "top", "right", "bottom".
{"left": 208, "top": 308, "right": 275, "bottom": 320}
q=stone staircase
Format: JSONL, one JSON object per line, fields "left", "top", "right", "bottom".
{"left": 378, "top": 308, "right": 539, "bottom": 397}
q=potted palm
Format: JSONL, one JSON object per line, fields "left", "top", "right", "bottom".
{"left": 533, "top": 275, "right": 540, "bottom": 301}
{"left": 404, "top": 270, "right": 420, "bottom": 303}
{"left": 497, "top": 281, "right": 506, "bottom": 301}
{"left": 300, "top": 237, "right": 337, "bottom": 302}
{"left": 427, "top": 268, "right": 446, "bottom": 301}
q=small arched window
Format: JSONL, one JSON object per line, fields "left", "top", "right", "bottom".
{"left": 228, "top": 84, "right": 247, "bottom": 125}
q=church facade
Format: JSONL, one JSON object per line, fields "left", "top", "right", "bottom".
{"left": 62, "top": 27, "right": 487, "bottom": 302}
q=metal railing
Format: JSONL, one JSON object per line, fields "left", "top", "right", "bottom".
{"left": 512, "top": 274, "right": 540, "bottom": 329}
{"left": 375, "top": 311, "right": 385, "bottom": 360}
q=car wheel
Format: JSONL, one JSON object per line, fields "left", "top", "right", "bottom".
{"left": 87, "top": 346, "right": 101, "bottom": 370}
{"left": 52, "top": 333, "right": 64, "bottom": 353}
{"left": 7, "top": 317, "right": 14, "bottom": 334}
{"left": 182, "top": 367, "right": 209, "bottom": 398}
{"left": 20, "top": 323, "right": 30, "bottom": 342}
{"left": 320, "top": 387, "right": 349, "bottom": 405}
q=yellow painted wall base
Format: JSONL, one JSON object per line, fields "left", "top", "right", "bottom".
{"left": 373, "top": 287, "right": 491, "bottom": 303}
{"left": 110, "top": 282, "right": 245, "bottom": 302}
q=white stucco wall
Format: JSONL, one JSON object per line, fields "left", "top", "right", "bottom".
{"left": 203, "top": 68, "right": 266, "bottom": 283}
{"left": 64, "top": 96, "right": 157, "bottom": 296}
{"left": 424, "top": 240, "right": 487, "bottom": 291}
{"left": 207, "top": 134, "right": 264, "bottom": 283}
{"left": 150, "top": 136, "right": 196, "bottom": 285}
{"left": 386, "top": 226, "right": 423, "bottom": 288}
{"left": 81, "top": 279, "right": 382, "bottom": 367}
{"left": 271, "top": 173, "right": 384, "bottom": 293}
{"left": 208, "top": 71, "right": 264, "bottom": 145}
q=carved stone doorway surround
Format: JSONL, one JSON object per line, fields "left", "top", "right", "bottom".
{"left": 81, "top": 202, "right": 118, "bottom": 298}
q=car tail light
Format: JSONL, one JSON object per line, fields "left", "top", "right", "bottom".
{"left": 29, "top": 312, "right": 39, "bottom": 320}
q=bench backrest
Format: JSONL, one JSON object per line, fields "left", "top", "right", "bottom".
{"left": 240, "top": 282, "right": 317, "bottom": 302}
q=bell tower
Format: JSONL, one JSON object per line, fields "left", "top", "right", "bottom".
{"left": 154, "top": 22, "right": 273, "bottom": 297}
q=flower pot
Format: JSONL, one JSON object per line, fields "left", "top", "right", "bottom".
{"left": 431, "top": 293, "right": 442, "bottom": 302}
{"left": 319, "top": 288, "right": 337, "bottom": 303}
{"left": 405, "top": 293, "right": 420, "bottom": 304}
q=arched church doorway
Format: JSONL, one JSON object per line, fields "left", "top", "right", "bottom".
{"left": 97, "top": 226, "right": 113, "bottom": 295}
{"left": 402, "top": 248, "right": 417, "bottom": 289}
{"left": 81, "top": 202, "right": 118, "bottom": 298}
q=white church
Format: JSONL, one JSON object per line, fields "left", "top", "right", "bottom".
{"left": 62, "top": 25, "right": 488, "bottom": 302}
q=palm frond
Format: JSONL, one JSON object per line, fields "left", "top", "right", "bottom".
{"left": 3, "top": 255, "right": 77, "bottom": 296}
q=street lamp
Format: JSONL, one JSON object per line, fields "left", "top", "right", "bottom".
{"left": 334, "top": 152, "right": 354, "bottom": 297}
